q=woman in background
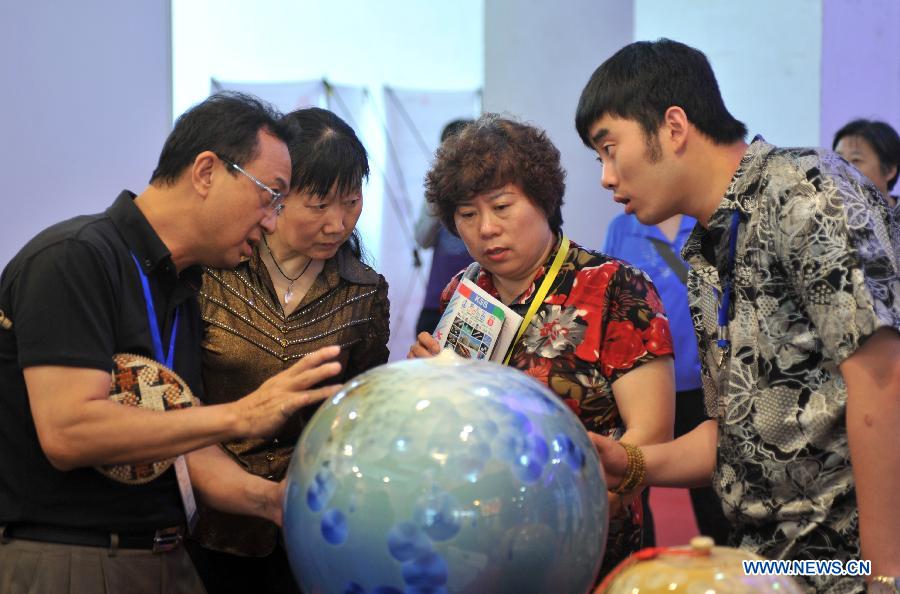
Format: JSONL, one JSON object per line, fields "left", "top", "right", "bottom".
{"left": 833, "top": 118, "right": 900, "bottom": 206}
{"left": 833, "top": 118, "right": 900, "bottom": 266}
{"left": 188, "top": 107, "right": 390, "bottom": 593}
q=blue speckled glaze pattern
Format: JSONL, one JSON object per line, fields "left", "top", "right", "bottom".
{"left": 283, "top": 353, "right": 608, "bottom": 594}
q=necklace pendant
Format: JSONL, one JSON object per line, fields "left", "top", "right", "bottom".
{"left": 284, "top": 282, "right": 294, "bottom": 304}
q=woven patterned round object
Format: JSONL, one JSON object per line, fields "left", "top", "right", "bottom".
{"left": 95, "top": 353, "right": 195, "bottom": 485}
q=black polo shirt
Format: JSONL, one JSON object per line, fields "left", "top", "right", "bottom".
{"left": 0, "top": 191, "right": 204, "bottom": 532}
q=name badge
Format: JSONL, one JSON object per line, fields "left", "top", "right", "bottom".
{"left": 174, "top": 455, "right": 198, "bottom": 533}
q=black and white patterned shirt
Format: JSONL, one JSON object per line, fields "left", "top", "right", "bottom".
{"left": 683, "top": 137, "right": 900, "bottom": 594}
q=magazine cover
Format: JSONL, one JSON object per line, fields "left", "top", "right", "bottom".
{"left": 433, "top": 278, "right": 523, "bottom": 362}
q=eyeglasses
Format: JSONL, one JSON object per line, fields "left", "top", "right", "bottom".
{"left": 218, "top": 156, "right": 285, "bottom": 215}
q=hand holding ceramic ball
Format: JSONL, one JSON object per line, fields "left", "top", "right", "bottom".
{"left": 282, "top": 351, "right": 608, "bottom": 594}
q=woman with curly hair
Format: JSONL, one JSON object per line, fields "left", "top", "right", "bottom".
{"left": 407, "top": 114, "right": 675, "bottom": 577}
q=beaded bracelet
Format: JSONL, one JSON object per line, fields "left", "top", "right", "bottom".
{"left": 611, "top": 442, "right": 646, "bottom": 495}
{"left": 870, "top": 576, "right": 900, "bottom": 594}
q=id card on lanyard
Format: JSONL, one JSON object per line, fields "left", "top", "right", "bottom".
{"left": 713, "top": 211, "right": 741, "bottom": 369}
{"left": 131, "top": 254, "right": 198, "bottom": 533}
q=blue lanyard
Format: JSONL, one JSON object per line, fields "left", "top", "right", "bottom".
{"left": 130, "top": 253, "right": 179, "bottom": 368}
{"left": 714, "top": 211, "right": 741, "bottom": 355}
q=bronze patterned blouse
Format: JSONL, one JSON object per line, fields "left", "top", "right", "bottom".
{"left": 194, "top": 245, "right": 390, "bottom": 556}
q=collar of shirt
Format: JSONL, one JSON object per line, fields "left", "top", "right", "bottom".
{"left": 107, "top": 189, "right": 202, "bottom": 290}
{"left": 247, "top": 242, "right": 379, "bottom": 287}
{"left": 245, "top": 241, "right": 381, "bottom": 313}
{"left": 681, "top": 136, "right": 773, "bottom": 285}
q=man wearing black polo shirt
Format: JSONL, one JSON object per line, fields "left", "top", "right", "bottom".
{"left": 0, "top": 93, "right": 343, "bottom": 593}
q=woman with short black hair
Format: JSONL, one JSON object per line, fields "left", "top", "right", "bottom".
{"left": 833, "top": 118, "right": 900, "bottom": 206}
{"left": 189, "top": 107, "right": 390, "bottom": 594}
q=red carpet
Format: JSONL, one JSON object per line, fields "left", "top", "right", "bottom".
{"left": 649, "top": 487, "right": 700, "bottom": 547}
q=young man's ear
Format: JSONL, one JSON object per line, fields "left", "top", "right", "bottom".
{"left": 662, "top": 106, "right": 689, "bottom": 151}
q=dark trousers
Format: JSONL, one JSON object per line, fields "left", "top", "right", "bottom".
{"left": 642, "top": 388, "right": 731, "bottom": 547}
{"left": 185, "top": 539, "right": 299, "bottom": 594}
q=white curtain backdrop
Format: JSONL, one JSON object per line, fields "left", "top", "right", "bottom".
{"left": 321, "top": 83, "right": 383, "bottom": 268}
{"left": 381, "top": 87, "right": 481, "bottom": 360}
{"left": 210, "top": 79, "right": 328, "bottom": 112}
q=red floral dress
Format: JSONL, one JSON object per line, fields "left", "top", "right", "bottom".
{"left": 440, "top": 236, "right": 674, "bottom": 575}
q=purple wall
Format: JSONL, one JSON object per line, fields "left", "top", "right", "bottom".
{"left": 0, "top": 0, "right": 171, "bottom": 269}
{"left": 820, "top": 0, "right": 900, "bottom": 147}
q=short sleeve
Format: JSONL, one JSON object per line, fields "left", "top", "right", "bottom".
{"left": 773, "top": 170, "right": 900, "bottom": 363}
{"left": 599, "top": 263, "right": 674, "bottom": 383}
{"left": 13, "top": 239, "right": 118, "bottom": 370}
{"left": 437, "top": 272, "right": 465, "bottom": 315}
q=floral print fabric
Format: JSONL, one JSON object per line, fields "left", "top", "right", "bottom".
{"left": 683, "top": 137, "right": 900, "bottom": 594}
{"left": 440, "top": 237, "right": 674, "bottom": 574}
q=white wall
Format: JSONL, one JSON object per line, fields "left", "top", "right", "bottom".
{"left": 634, "top": 0, "right": 823, "bottom": 148}
{"left": 5, "top": 1, "right": 897, "bottom": 286}
{"left": 171, "top": 1, "right": 485, "bottom": 356}
{"left": 172, "top": 0, "right": 484, "bottom": 118}
{"left": 482, "top": 0, "right": 897, "bottom": 251}
{"left": 483, "top": 0, "right": 634, "bottom": 251}
{"left": 0, "top": 0, "right": 172, "bottom": 268}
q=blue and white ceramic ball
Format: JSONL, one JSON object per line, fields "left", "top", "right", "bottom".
{"left": 283, "top": 352, "right": 608, "bottom": 594}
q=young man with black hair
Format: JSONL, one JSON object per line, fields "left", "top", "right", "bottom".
{"left": 0, "top": 92, "right": 342, "bottom": 593}
{"left": 578, "top": 39, "right": 900, "bottom": 593}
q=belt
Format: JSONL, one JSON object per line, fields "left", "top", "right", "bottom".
{"left": 1, "top": 523, "right": 183, "bottom": 553}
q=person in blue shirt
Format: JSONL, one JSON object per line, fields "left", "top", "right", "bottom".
{"left": 603, "top": 212, "right": 729, "bottom": 546}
